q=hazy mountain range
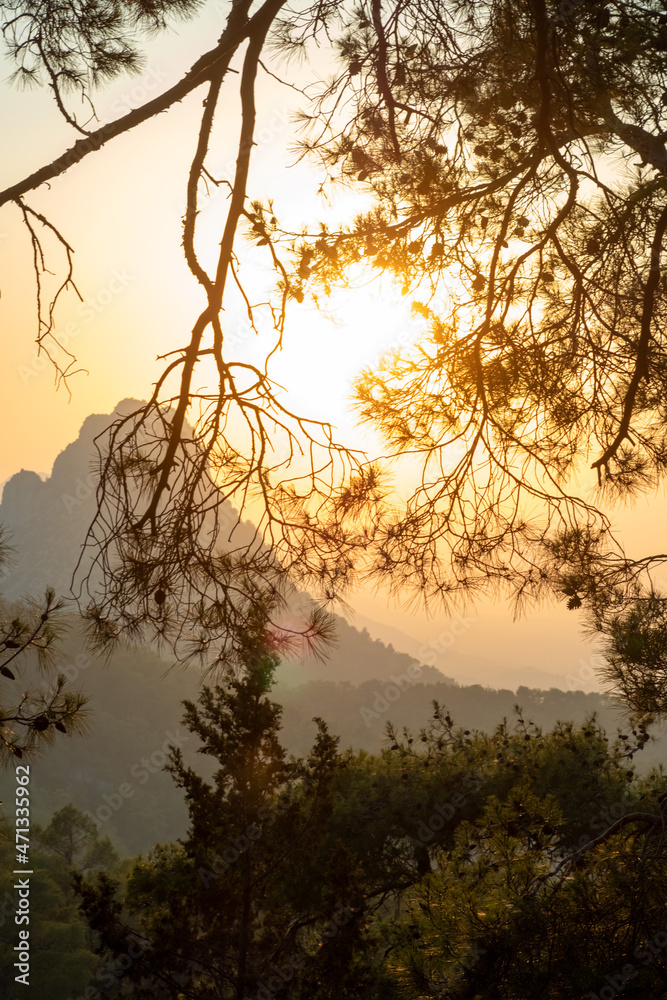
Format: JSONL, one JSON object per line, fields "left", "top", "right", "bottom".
{"left": 0, "top": 399, "right": 592, "bottom": 690}
{"left": 0, "top": 402, "right": 661, "bottom": 856}
{"left": 0, "top": 400, "right": 449, "bottom": 686}
{"left": 0, "top": 618, "right": 652, "bottom": 857}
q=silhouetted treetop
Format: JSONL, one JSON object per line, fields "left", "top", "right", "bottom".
{"left": 5, "top": 0, "right": 667, "bottom": 698}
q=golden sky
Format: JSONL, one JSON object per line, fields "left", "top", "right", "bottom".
{"left": 0, "top": 8, "right": 420, "bottom": 479}
{"left": 1, "top": 5, "right": 664, "bottom": 691}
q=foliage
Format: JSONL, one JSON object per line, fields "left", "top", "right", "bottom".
{"left": 0, "top": 534, "right": 87, "bottom": 763}
{"left": 380, "top": 711, "right": 667, "bottom": 998}
{"left": 285, "top": 0, "right": 667, "bottom": 616}
{"left": 12, "top": 610, "right": 659, "bottom": 857}
{"left": 75, "top": 649, "right": 395, "bottom": 1000}
{"left": 1, "top": 0, "right": 202, "bottom": 129}
{"left": 74, "top": 652, "right": 667, "bottom": 999}
{"left": 5, "top": 0, "right": 667, "bottom": 696}
{"left": 34, "top": 802, "right": 120, "bottom": 870}
{"left": 0, "top": 813, "right": 100, "bottom": 1000}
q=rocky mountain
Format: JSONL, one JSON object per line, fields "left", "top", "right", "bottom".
{"left": 0, "top": 400, "right": 448, "bottom": 686}
{"left": 1, "top": 402, "right": 663, "bottom": 858}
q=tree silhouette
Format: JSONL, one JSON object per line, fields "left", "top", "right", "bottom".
{"left": 2, "top": 0, "right": 370, "bottom": 666}
{"left": 74, "top": 649, "right": 401, "bottom": 1000}
{"left": 5, "top": 0, "right": 667, "bottom": 691}
{"left": 33, "top": 803, "right": 119, "bottom": 871}
{"left": 74, "top": 674, "right": 667, "bottom": 998}
{"left": 0, "top": 532, "right": 87, "bottom": 763}
{"left": 291, "top": 0, "right": 667, "bottom": 614}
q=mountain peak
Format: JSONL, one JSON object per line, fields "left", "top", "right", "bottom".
{"left": 0, "top": 402, "right": 452, "bottom": 687}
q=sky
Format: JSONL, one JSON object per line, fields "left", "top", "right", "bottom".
{"left": 0, "top": 9, "right": 420, "bottom": 476}
{"left": 1, "top": 3, "right": 664, "bottom": 692}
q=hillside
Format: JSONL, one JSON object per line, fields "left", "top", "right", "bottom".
{"left": 2, "top": 402, "right": 662, "bottom": 859}
{"left": 0, "top": 622, "right": 661, "bottom": 856}
{"left": 0, "top": 400, "right": 450, "bottom": 687}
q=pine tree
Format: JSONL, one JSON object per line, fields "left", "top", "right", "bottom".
{"left": 74, "top": 650, "right": 386, "bottom": 1000}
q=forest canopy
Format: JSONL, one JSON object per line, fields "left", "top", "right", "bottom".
{"left": 7, "top": 6, "right": 667, "bottom": 992}
{"left": 68, "top": 650, "right": 667, "bottom": 1000}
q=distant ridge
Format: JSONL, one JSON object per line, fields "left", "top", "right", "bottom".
{"left": 0, "top": 400, "right": 450, "bottom": 686}
{"left": 0, "top": 622, "right": 645, "bottom": 857}
{"left": 351, "top": 611, "right": 588, "bottom": 692}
